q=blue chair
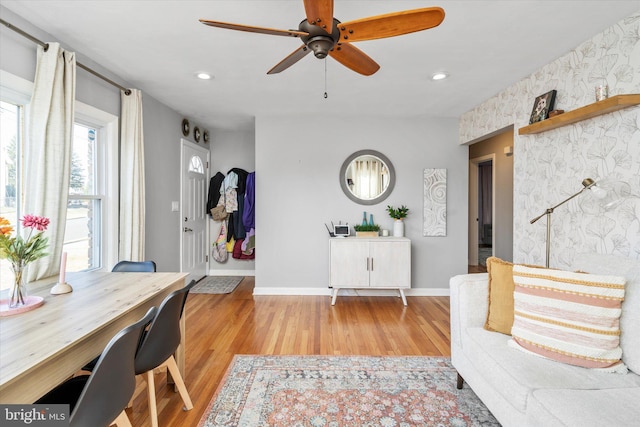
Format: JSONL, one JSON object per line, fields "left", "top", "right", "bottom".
{"left": 36, "top": 307, "right": 157, "bottom": 427}
{"left": 111, "top": 260, "right": 157, "bottom": 272}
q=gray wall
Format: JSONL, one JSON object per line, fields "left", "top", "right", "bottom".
{"left": 255, "top": 114, "right": 466, "bottom": 292}
{"left": 142, "top": 97, "right": 183, "bottom": 271}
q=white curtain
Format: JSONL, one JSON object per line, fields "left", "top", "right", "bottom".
{"left": 119, "top": 89, "right": 145, "bottom": 261}
{"left": 353, "top": 159, "right": 382, "bottom": 199}
{"left": 24, "top": 43, "right": 76, "bottom": 280}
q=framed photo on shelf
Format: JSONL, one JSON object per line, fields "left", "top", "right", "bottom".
{"left": 529, "top": 90, "right": 557, "bottom": 124}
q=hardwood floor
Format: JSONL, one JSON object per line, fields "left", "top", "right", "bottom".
{"left": 468, "top": 264, "right": 488, "bottom": 274}
{"left": 126, "top": 277, "right": 451, "bottom": 426}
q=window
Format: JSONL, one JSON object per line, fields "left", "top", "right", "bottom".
{"left": 66, "top": 104, "right": 119, "bottom": 272}
{"left": 189, "top": 155, "right": 204, "bottom": 174}
{"left": 64, "top": 123, "right": 103, "bottom": 270}
{"left": 0, "top": 100, "right": 24, "bottom": 289}
{"left": 1, "top": 71, "right": 30, "bottom": 290}
{"left": 0, "top": 70, "right": 118, "bottom": 285}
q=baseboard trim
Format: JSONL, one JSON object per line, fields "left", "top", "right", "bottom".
{"left": 406, "top": 288, "right": 450, "bottom": 296}
{"left": 253, "top": 287, "right": 332, "bottom": 296}
{"left": 251, "top": 287, "right": 450, "bottom": 297}
{"left": 208, "top": 270, "right": 255, "bottom": 277}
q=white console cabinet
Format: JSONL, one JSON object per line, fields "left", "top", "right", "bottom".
{"left": 329, "top": 237, "right": 411, "bottom": 305}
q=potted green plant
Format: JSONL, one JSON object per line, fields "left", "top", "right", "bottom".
{"left": 386, "top": 205, "right": 409, "bottom": 220}
{"left": 386, "top": 205, "right": 409, "bottom": 237}
{"left": 354, "top": 224, "right": 380, "bottom": 238}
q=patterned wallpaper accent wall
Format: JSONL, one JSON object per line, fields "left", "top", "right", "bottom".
{"left": 460, "top": 11, "right": 640, "bottom": 268}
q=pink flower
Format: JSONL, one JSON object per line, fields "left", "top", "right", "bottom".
{"left": 21, "top": 214, "right": 50, "bottom": 231}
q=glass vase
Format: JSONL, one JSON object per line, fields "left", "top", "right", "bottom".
{"left": 9, "top": 260, "right": 28, "bottom": 308}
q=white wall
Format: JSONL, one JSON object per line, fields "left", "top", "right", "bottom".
{"left": 460, "top": 10, "right": 640, "bottom": 268}
{"left": 255, "top": 114, "right": 466, "bottom": 293}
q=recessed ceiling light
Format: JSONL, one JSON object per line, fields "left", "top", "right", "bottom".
{"left": 431, "top": 72, "right": 448, "bottom": 81}
{"left": 196, "top": 72, "right": 212, "bottom": 80}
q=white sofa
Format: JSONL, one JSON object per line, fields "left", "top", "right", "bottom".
{"left": 450, "top": 254, "right": 640, "bottom": 427}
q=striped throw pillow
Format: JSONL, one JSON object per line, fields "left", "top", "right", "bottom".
{"left": 509, "top": 265, "right": 627, "bottom": 373}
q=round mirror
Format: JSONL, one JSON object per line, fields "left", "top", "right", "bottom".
{"left": 339, "top": 150, "right": 395, "bottom": 205}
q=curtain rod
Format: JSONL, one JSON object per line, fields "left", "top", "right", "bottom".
{"left": 1, "top": 18, "right": 131, "bottom": 96}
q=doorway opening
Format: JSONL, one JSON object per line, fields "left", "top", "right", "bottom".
{"left": 467, "top": 126, "right": 514, "bottom": 273}
{"left": 477, "top": 160, "right": 493, "bottom": 267}
{"left": 469, "top": 154, "right": 495, "bottom": 270}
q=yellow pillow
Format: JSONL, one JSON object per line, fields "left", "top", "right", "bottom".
{"left": 484, "top": 257, "right": 515, "bottom": 335}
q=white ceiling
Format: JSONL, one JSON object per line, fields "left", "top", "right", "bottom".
{"left": 3, "top": 1, "right": 640, "bottom": 131}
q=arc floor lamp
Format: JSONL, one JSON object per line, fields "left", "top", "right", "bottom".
{"left": 530, "top": 178, "right": 599, "bottom": 268}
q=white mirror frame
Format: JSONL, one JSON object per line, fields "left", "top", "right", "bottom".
{"left": 339, "top": 150, "right": 396, "bottom": 205}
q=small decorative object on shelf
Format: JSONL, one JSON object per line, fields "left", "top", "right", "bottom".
{"left": 548, "top": 109, "right": 564, "bottom": 118}
{"left": 529, "top": 90, "right": 557, "bottom": 124}
{"left": 362, "top": 211, "right": 368, "bottom": 226}
{"left": 0, "top": 215, "right": 49, "bottom": 310}
{"left": 387, "top": 205, "right": 409, "bottom": 237}
{"left": 595, "top": 84, "right": 608, "bottom": 102}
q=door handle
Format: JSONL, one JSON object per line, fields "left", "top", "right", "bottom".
{"left": 184, "top": 227, "right": 193, "bottom": 232}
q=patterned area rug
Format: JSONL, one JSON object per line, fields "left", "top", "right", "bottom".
{"left": 191, "top": 276, "right": 243, "bottom": 294}
{"left": 198, "top": 355, "right": 499, "bottom": 427}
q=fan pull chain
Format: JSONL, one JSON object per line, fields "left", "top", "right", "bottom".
{"left": 324, "top": 59, "right": 328, "bottom": 99}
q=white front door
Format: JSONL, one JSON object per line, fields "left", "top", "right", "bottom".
{"left": 181, "top": 140, "right": 209, "bottom": 283}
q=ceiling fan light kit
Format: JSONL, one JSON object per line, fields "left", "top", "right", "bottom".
{"left": 200, "top": 1, "right": 444, "bottom": 76}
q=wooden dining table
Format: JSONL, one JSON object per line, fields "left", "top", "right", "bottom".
{"left": 0, "top": 270, "right": 187, "bottom": 404}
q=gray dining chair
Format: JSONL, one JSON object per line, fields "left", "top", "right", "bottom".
{"left": 36, "top": 307, "right": 157, "bottom": 427}
{"left": 135, "top": 280, "right": 196, "bottom": 427}
{"left": 111, "top": 260, "right": 157, "bottom": 272}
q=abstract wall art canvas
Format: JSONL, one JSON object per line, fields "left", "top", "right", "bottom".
{"left": 423, "top": 168, "right": 447, "bottom": 237}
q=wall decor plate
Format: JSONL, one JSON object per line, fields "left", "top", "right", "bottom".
{"left": 181, "top": 118, "right": 190, "bottom": 136}
{"left": 203, "top": 130, "right": 209, "bottom": 144}
{"left": 194, "top": 126, "right": 201, "bottom": 142}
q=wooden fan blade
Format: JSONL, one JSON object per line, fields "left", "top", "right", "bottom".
{"left": 303, "top": 0, "right": 334, "bottom": 33}
{"left": 267, "top": 45, "right": 311, "bottom": 74}
{"left": 199, "top": 19, "right": 308, "bottom": 38}
{"left": 338, "top": 7, "right": 445, "bottom": 42}
{"left": 329, "top": 43, "right": 380, "bottom": 76}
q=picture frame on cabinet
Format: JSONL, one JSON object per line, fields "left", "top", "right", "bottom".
{"left": 529, "top": 90, "right": 556, "bottom": 124}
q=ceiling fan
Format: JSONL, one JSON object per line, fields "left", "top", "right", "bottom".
{"left": 200, "top": 0, "right": 445, "bottom": 76}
